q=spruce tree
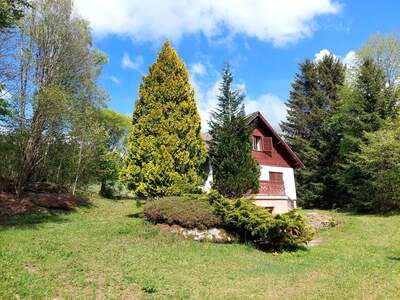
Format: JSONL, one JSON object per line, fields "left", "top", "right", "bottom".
{"left": 120, "top": 41, "right": 206, "bottom": 198}
{"left": 208, "top": 63, "right": 260, "bottom": 198}
{"left": 281, "top": 55, "right": 345, "bottom": 208}
{"left": 316, "top": 55, "right": 346, "bottom": 206}
{"left": 334, "top": 57, "right": 398, "bottom": 207}
{"left": 281, "top": 60, "right": 323, "bottom": 207}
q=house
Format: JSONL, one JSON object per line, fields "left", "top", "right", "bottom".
{"left": 203, "top": 111, "right": 304, "bottom": 214}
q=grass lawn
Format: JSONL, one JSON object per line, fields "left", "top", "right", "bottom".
{"left": 1, "top": 196, "right": 400, "bottom": 299}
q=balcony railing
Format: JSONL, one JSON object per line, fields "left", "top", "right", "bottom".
{"left": 259, "top": 180, "right": 285, "bottom": 196}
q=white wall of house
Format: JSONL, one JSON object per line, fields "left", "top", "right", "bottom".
{"left": 259, "top": 165, "right": 297, "bottom": 200}
{"left": 202, "top": 163, "right": 213, "bottom": 192}
{"left": 253, "top": 199, "right": 295, "bottom": 214}
{"left": 203, "top": 164, "right": 297, "bottom": 201}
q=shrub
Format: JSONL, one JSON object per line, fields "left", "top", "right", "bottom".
{"left": 143, "top": 196, "right": 221, "bottom": 230}
{"left": 346, "top": 120, "right": 400, "bottom": 213}
{"left": 208, "top": 192, "right": 313, "bottom": 250}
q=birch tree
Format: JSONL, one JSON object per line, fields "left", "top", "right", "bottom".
{"left": 0, "top": 0, "right": 108, "bottom": 197}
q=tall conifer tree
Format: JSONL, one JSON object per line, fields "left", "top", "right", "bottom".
{"left": 281, "top": 55, "right": 345, "bottom": 208}
{"left": 333, "top": 57, "right": 398, "bottom": 207}
{"left": 208, "top": 63, "right": 260, "bottom": 197}
{"left": 281, "top": 60, "right": 322, "bottom": 207}
{"left": 120, "top": 41, "right": 206, "bottom": 198}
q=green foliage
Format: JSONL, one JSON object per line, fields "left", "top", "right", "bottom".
{"left": 358, "top": 33, "right": 400, "bottom": 86}
{"left": 0, "top": 0, "right": 29, "bottom": 29}
{"left": 208, "top": 192, "right": 313, "bottom": 250}
{"left": 144, "top": 196, "right": 221, "bottom": 230}
{"left": 142, "top": 281, "right": 157, "bottom": 294}
{"left": 0, "top": 0, "right": 113, "bottom": 195}
{"left": 208, "top": 63, "right": 260, "bottom": 197}
{"left": 120, "top": 41, "right": 206, "bottom": 198}
{"left": 97, "top": 109, "right": 130, "bottom": 198}
{"left": 281, "top": 55, "right": 345, "bottom": 208}
{"left": 333, "top": 57, "right": 399, "bottom": 208}
{"left": 345, "top": 119, "right": 400, "bottom": 213}
{"left": 0, "top": 95, "right": 10, "bottom": 121}
{"left": 97, "top": 108, "right": 130, "bottom": 151}
{"left": 0, "top": 83, "right": 10, "bottom": 121}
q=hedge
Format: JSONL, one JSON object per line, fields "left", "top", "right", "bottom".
{"left": 144, "top": 193, "right": 313, "bottom": 250}
{"left": 143, "top": 196, "right": 221, "bottom": 230}
{"left": 208, "top": 192, "right": 313, "bottom": 250}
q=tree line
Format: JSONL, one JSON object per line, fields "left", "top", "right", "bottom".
{"left": 0, "top": 0, "right": 130, "bottom": 197}
{"left": 282, "top": 34, "right": 400, "bottom": 213}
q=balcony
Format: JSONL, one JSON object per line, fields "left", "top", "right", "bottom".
{"left": 259, "top": 180, "right": 285, "bottom": 196}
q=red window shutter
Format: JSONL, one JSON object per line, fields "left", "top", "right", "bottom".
{"left": 263, "top": 137, "right": 273, "bottom": 153}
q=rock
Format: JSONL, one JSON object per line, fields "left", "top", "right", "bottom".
{"left": 308, "top": 237, "right": 323, "bottom": 247}
{"left": 305, "top": 213, "right": 338, "bottom": 232}
{"left": 158, "top": 224, "right": 237, "bottom": 243}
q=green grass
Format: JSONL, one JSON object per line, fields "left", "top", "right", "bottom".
{"left": 1, "top": 196, "right": 400, "bottom": 299}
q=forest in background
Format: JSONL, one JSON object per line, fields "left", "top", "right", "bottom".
{"left": 282, "top": 34, "right": 400, "bottom": 212}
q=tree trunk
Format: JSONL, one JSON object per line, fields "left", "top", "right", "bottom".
{"left": 15, "top": 110, "right": 46, "bottom": 199}
{"left": 56, "top": 160, "right": 62, "bottom": 183}
{"left": 72, "top": 141, "right": 83, "bottom": 195}
{"left": 99, "top": 179, "right": 107, "bottom": 197}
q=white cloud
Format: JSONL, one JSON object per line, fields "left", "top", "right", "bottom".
{"left": 121, "top": 53, "right": 144, "bottom": 71}
{"left": 196, "top": 79, "right": 221, "bottom": 131}
{"left": 343, "top": 50, "right": 357, "bottom": 68}
{"left": 315, "top": 48, "right": 359, "bottom": 68}
{"left": 190, "top": 62, "right": 207, "bottom": 76}
{"left": 245, "top": 94, "right": 287, "bottom": 128}
{"left": 0, "top": 90, "right": 12, "bottom": 100}
{"left": 193, "top": 77, "right": 286, "bottom": 131}
{"left": 314, "top": 48, "right": 336, "bottom": 62}
{"left": 74, "top": 0, "right": 340, "bottom": 46}
{"left": 109, "top": 75, "right": 121, "bottom": 84}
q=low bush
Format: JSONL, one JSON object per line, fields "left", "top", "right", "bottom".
{"left": 143, "top": 196, "right": 221, "bottom": 230}
{"left": 208, "top": 192, "right": 313, "bottom": 250}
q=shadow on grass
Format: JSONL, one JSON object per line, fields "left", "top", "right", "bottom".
{"left": 0, "top": 211, "right": 71, "bottom": 229}
{"left": 127, "top": 211, "right": 144, "bottom": 219}
{"left": 388, "top": 256, "right": 400, "bottom": 261}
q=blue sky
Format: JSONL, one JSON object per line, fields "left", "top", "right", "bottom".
{"left": 74, "top": 0, "right": 400, "bottom": 130}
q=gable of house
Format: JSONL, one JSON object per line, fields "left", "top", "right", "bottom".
{"left": 247, "top": 112, "right": 303, "bottom": 169}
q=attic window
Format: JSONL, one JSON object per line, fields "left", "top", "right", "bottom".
{"left": 253, "top": 136, "right": 262, "bottom": 151}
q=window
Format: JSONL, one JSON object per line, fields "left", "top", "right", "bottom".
{"left": 269, "top": 172, "right": 283, "bottom": 182}
{"left": 253, "top": 136, "right": 262, "bottom": 151}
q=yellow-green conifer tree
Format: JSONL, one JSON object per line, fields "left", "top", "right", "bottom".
{"left": 120, "top": 41, "right": 206, "bottom": 198}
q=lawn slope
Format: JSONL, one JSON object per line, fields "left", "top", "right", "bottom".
{"left": 1, "top": 197, "right": 399, "bottom": 299}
